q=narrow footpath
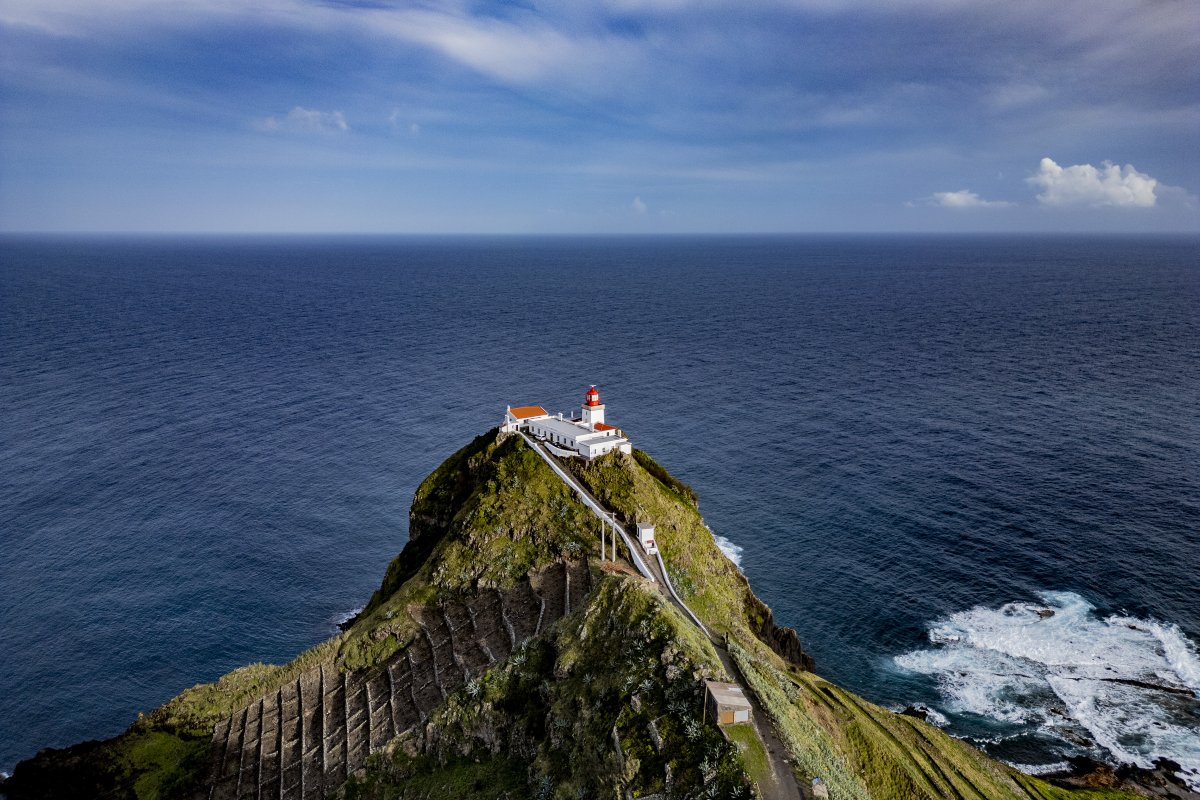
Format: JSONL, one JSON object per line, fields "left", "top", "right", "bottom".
{"left": 520, "top": 434, "right": 804, "bottom": 800}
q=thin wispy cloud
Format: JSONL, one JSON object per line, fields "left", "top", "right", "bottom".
{"left": 254, "top": 107, "right": 349, "bottom": 134}
{"left": 363, "top": 9, "right": 632, "bottom": 85}
{"left": 388, "top": 109, "right": 421, "bottom": 136}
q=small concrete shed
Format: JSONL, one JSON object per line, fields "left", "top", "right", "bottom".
{"left": 704, "top": 680, "right": 752, "bottom": 726}
{"left": 636, "top": 522, "right": 658, "bottom": 555}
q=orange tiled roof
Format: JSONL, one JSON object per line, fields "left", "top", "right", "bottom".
{"left": 594, "top": 422, "right": 618, "bottom": 431}
{"left": 509, "top": 405, "right": 548, "bottom": 419}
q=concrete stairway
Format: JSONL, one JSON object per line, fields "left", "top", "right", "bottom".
{"left": 204, "top": 559, "right": 592, "bottom": 800}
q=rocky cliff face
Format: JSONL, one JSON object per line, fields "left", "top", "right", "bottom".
{"left": 743, "top": 591, "right": 813, "bottom": 672}
{"left": 2, "top": 432, "right": 1151, "bottom": 800}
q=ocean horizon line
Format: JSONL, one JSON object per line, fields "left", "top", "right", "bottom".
{"left": 3, "top": 230, "right": 1199, "bottom": 241}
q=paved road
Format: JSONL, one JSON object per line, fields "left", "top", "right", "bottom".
{"left": 713, "top": 646, "right": 804, "bottom": 800}
{"left": 522, "top": 436, "right": 803, "bottom": 800}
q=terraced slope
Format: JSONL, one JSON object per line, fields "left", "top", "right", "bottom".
{"left": 203, "top": 560, "right": 591, "bottom": 800}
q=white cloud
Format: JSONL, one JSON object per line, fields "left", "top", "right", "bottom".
{"left": 364, "top": 8, "right": 634, "bottom": 86}
{"left": 1027, "top": 157, "right": 1157, "bottom": 207}
{"left": 1, "top": 1, "right": 632, "bottom": 87}
{"left": 931, "top": 189, "right": 1011, "bottom": 208}
{"left": 255, "top": 106, "right": 348, "bottom": 134}
{"left": 632, "top": 196, "right": 647, "bottom": 213}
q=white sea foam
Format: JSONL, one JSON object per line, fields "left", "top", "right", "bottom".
{"left": 1006, "top": 760, "right": 1073, "bottom": 777}
{"left": 1146, "top": 618, "right": 1200, "bottom": 690}
{"left": 331, "top": 606, "right": 364, "bottom": 631}
{"left": 713, "top": 534, "right": 744, "bottom": 567}
{"left": 702, "top": 522, "right": 744, "bottom": 567}
{"left": 889, "top": 703, "right": 951, "bottom": 727}
{"left": 894, "top": 591, "right": 1200, "bottom": 789}
{"left": 922, "top": 705, "right": 950, "bottom": 728}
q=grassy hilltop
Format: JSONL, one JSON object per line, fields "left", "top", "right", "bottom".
{"left": 3, "top": 431, "right": 1144, "bottom": 800}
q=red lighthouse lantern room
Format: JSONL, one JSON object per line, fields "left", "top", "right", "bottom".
{"left": 585, "top": 386, "right": 602, "bottom": 407}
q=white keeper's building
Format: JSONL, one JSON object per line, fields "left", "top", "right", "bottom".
{"left": 502, "top": 386, "right": 633, "bottom": 459}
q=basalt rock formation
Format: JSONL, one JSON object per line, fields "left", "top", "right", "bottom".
{"left": 743, "top": 590, "right": 813, "bottom": 673}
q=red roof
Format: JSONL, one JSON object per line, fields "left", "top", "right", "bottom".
{"left": 594, "top": 422, "right": 618, "bottom": 431}
{"left": 509, "top": 405, "right": 548, "bottom": 419}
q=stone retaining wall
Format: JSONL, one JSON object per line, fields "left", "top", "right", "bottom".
{"left": 203, "top": 559, "right": 592, "bottom": 800}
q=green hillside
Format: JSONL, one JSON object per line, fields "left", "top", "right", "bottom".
{"left": 3, "top": 430, "right": 1146, "bottom": 800}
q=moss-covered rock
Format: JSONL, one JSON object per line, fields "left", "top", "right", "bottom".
{"left": 3, "top": 725, "right": 209, "bottom": 800}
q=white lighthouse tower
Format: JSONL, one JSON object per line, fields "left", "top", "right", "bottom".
{"left": 581, "top": 385, "right": 605, "bottom": 428}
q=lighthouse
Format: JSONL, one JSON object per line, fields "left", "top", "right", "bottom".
{"left": 501, "top": 385, "right": 630, "bottom": 459}
{"left": 581, "top": 385, "right": 605, "bottom": 428}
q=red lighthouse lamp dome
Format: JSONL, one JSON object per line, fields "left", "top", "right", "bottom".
{"left": 585, "top": 386, "right": 602, "bottom": 407}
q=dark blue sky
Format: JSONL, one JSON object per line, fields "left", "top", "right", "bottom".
{"left": 1, "top": 0, "right": 1197, "bottom": 232}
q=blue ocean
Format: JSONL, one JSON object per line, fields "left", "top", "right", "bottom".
{"left": 2, "top": 235, "right": 1198, "bottom": 783}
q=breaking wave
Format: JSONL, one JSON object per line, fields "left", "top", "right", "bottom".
{"left": 887, "top": 704, "right": 950, "bottom": 728}
{"left": 713, "top": 534, "right": 744, "bottom": 568}
{"left": 1007, "top": 760, "right": 1074, "bottom": 777}
{"left": 702, "top": 521, "right": 743, "bottom": 568}
{"left": 330, "top": 605, "right": 364, "bottom": 632}
{"left": 894, "top": 591, "right": 1200, "bottom": 789}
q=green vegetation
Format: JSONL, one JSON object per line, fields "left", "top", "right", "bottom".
{"left": 340, "top": 752, "right": 528, "bottom": 800}
{"left": 372, "top": 576, "right": 753, "bottom": 799}
{"left": 341, "top": 431, "right": 599, "bottom": 669}
{"left": 565, "top": 449, "right": 747, "bottom": 638}
{"left": 155, "top": 637, "right": 342, "bottom": 734}
{"left": 726, "top": 641, "right": 1141, "bottom": 800}
{"left": 723, "top": 724, "right": 771, "bottom": 792}
{"left": 119, "top": 730, "right": 211, "bottom": 800}
{"left": 564, "top": 448, "right": 791, "bottom": 655}
{"left": 1009, "top": 778, "right": 1153, "bottom": 800}
{"left": 1, "top": 726, "right": 210, "bottom": 800}
{"left": 632, "top": 447, "right": 699, "bottom": 507}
